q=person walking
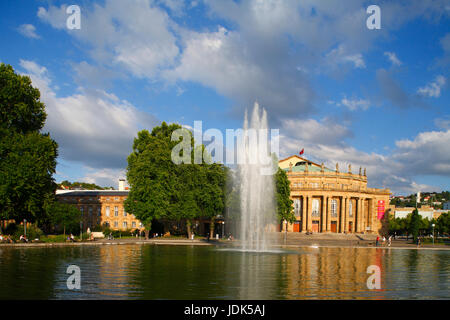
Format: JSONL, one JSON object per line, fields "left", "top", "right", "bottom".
{"left": 376, "top": 236, "right": 379, "bottom": 247}
{"left": 388, "top": 235, "right": 392, "bottom": 247}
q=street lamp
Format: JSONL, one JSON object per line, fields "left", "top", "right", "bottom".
{"left": 24, "top": 219, "right": 27, "bottom": 238}
{"left": 432, "top": 223, "right": 435, "bottom": 245}
{"left": 222, "top": 221, "right": 225, "bottom": 239}
{"left": 284, "top": 220, "right": 288, "bottom": 245}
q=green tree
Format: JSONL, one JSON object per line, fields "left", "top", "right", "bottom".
{"left": 124, "top": 124, "right": 181, "bottom": 238}
{"left": 275, "top": 168, "right": 295, "bottom": 224}
{"left": 46, "top": 202, "right": 82, "bottom": 237}
{"left": 408, "top": 209, "right": 420, "bottom": 243}
{"left": 0, "top": 63, "right": 58, "bottom": 225}
{"left": 436, "top": 212, "right": 450, "bottom": 235}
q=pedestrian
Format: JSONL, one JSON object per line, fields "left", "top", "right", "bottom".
{"left": 376, "top": 236, "right": 379, "bottom": 247}
{"left": 382, "top": 236, "right": 386, "bottom": 246}
{"left": 388, "top": 235, "right": 392, "bottom": 247}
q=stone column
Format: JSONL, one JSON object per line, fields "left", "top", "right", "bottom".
{"left": 357, "top": 198, "right": 362, "bottom": 233}
{"left": 327, "top": 196, "right": 332, "bottom": 232}
{"left": 339, "top": 197, "right": 345, "bottom": 233}
{"left": 306, "top": 196, "right": 312, "bottom": 232}
{"left": 302, "top": 196, "right": 307, "bottom": 232}
{"left": 361, "top": 198, "right": 365, "bottom": 233}
{"left": 344, "top": 197, "right": 349, "bottom": 233}
{"left": 321, "top": 196, "right": 327, "bottom": 232}
{"left": 368, "top": 198, "right": 373, "bottom": 233}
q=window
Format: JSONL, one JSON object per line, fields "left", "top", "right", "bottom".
{"left": 132, "top": 222, "right": 136, "bottom": 228}
{"left": 97, "top": 208, "right": 101, "bottom": 217}
{"left": 311, "top": 183, "right": 319, "bottom": 188}
{"left": 331, "top": 199, "right": 337, "bottom": 217}
{"left": 106, "top": 206, "right": 110, "bottom": 217}
{"left": 88, "top": 207, "right": 93, "bottom": 217}
{"left": 80, "top": 207, "right": 84, "bottom": 215}
{"left": 312, "top": 199, "right": 320, "bottom": 217}
{"left": 114, "top": 221, "right": 118, "bottom": 228}
{"left": 114, "top": 206, "right": 118, "bottom": 217}
{"left": 115, "top": 197, "right": 119, "bottom": 201}
{"left": 106, "top": 197, "right": 110, "bottom": 201}
{"left": 123, "top": 210, "right": 127, "bottom": 217}
{"left": 139, "top": 223, "right": 143, "bottom": 228}
{"left": 123, "top": 221, "right": 127, "bottom": 229}
{"left": 294, "top": 199, "right": 301, "bottom": 216}
{"left": 349, "top": 201, "right": 353, "bottom": 217}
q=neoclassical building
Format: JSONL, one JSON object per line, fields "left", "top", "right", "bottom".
{"left": 279, "top": 155, "right": 390, "bottom": 235}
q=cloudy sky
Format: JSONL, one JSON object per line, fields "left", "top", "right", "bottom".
{"left": 1, "top": 0, "right": 449, "bottom": 194}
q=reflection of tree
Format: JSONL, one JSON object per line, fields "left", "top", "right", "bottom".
{"left": 0, "top": 248, "right": 61, "bottom": 299}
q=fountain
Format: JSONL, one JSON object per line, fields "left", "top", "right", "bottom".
{"left": 237, "top": 102, "right": 277, "bottom": 252}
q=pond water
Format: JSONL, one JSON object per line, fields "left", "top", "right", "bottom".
{"left": 0, "top": 245, "right": 448, "bottom": 299}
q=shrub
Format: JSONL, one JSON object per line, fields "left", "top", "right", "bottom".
{"left": 12, "top": 224, "right": 44, "bottom": 241}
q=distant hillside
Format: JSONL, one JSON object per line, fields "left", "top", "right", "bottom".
{"left": 57, "top": 180, "right": 113, "bottom": 190}
{"left": 390, "top": 191, "right": 450, "bottom": 209}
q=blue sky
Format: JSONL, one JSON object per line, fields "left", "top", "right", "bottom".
{"left": 1, "top": 0, "right": 449, "bottom": 194}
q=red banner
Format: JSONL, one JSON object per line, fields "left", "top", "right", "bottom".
{"left": 377, "top": 200, "right": 385, "bottom": 220}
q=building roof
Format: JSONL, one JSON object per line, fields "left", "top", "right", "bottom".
{"left": 279, "top": 155, "right": 334, "bottom": 173}
{"left": 56, "top": 190, "right": 129, "bottom": 197}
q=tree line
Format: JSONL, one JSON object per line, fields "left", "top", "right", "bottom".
{"left": 1, "top": 63, "right": 294, "bottom": 239}
{"left": 389, "top": 210, "right": 450, "bottom": 242}
{"left": 124, "top": 123, "right": 295, "bottom": 239}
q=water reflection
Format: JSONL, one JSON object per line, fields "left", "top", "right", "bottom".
{"left": 0, "top": 245, "right": 448, "bottom": 299}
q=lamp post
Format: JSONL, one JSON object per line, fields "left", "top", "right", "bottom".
{"left": 222, "top": 221, "right": 225, "bottom": 239}
{"left": 80, "top": 221, "right": 83, "bottom": 241}
{"left": 24, "top": 219, "right": 27, "bottom": 238}
{"left": 432, "top": 223, "right": 435, "bottom": 245}
{"left": 284, "top": 220, "right": 288, "bottom": 245}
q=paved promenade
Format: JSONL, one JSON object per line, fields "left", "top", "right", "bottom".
{"left": 1, "top": 233, "right": 448, "bottom": 250}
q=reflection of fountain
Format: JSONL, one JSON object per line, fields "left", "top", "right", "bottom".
{"left": 237, "top": 102, "right": 277, "bottom": 252}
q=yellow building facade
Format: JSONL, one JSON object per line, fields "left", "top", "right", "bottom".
{"left": 279, "top": 155, "right": 390, "bottom": 235}
{"left": 56, "top": 190, "right": 144, "bottom": 231}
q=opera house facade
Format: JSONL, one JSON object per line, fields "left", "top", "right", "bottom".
{"left": 279, "top": 155, "right": 390, "bottom": 235}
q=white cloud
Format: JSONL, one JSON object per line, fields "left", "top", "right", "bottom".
{"left": 384, "top": 51, "right": 402, "bottom": 66}
{"left": 278, "top": 117, "right": 448, "bottom": 194}
{"left": 340, "top": 97, "right": 371, "bottom": 111}
{"left": 19, "top": 60, "right": 159, "bottom": 170}
{"left": 325, "top": 45, "right": 365, "bottom": 69}
{"left": 17, "top": 24, "right": 40, "bottom": 39}
{"left": 417, "top": 75, "right": 446, "bottom": 98}
{"left": 38, "top": 1, "right": 179, "bottom": 78}
{"left": 81, "top": 167, "right": 127, "bottom": 189}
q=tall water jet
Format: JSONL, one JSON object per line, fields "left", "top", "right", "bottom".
{"left": 237, "top": 102, "right": 277, "bottom": 252}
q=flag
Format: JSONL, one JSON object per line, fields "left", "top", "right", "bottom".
{"left": 299, "top": 148, "right": 304, "bottom": 156}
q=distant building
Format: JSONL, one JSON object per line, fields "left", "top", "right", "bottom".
{"left": 393, "top": 205, "right": 446, "bottom": 220}
{"left": 56, "top": 180, "right": 143, "bottom": 231}
{"left": 443, "top": 201, "right": 450, "bottom": 210}
{"left": 280, "top": 155, "right": 390, "bottom": 235}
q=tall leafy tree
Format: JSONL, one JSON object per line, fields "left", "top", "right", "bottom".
{"left": 0, "top": 63, "right": 58, "bottom": 224}
{"left": 408, "top": 209, "right": 420, "bottom": 243}
{"left": 46, "top": 202, "right": 82, "bottom": 236}
{"left": 275, "top": 167, "right": 295, "bottom": 224}
{"left": 124, "top": 124, "right": 181, "bottom": 238}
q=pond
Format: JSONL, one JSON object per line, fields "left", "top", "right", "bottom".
{"left": 0, "top": 245, "right": 448, "bottom": 299}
